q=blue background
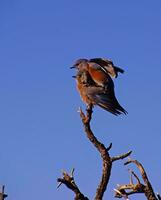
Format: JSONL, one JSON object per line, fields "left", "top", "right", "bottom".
{"left": 0, "top": 0, "right": 161, "bottom": 199}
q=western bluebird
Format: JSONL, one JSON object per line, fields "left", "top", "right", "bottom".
{"left": 72, "top": 58, "right": 124, "bottom": 79}
{"left": 72, "top": 63, "right": 127, "bottom": 115}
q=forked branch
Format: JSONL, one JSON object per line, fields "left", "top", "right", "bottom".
{"left": 57, "top": 105, "right": 132, "bottom": 200}
{"left": 79, "top": 105, "right": 131, "bottom": 200}
{"left": 115, "top": 159, "right": 159, "bottom": 200}
{"left": 57, "top": 169, "right": 89, "bottom": 200}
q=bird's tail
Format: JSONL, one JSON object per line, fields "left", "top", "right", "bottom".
{"left": 94, "top": 93, "right": 127, "bottom": 116}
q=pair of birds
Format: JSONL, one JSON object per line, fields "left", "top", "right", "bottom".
{"left": 71, "top": 58, "right": 127, "bottom": 116}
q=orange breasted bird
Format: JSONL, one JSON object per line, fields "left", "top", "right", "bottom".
{"left": 72, "top": 57, "right": 124, "bottom": 80}
{"left": 71, "top": 59, "right": 127, "bottom": 115}
{"left": 71, "top": 58, "right": 124, "bottom": 89}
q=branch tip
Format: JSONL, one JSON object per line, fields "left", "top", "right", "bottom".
{"left": 156, "top": 193, "right": 161, "bottom": 200}
{"left": 71, "top": 168, "right": 75, "bottom": 177}
{"left": 106, "top": 142, "right": 112, "bottom": 151}
{"left": 57, "top": 181, "right": 62, "bottom": 189}
{"left": 112, "top": 150, "right": 132, "bottom": 162}
{"left": 117, "top": 158, "right": 158, "bottom": 200}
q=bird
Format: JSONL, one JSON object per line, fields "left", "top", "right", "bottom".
{"left": 72, "top": 59, "right": 127, "bottom": 115}
{"left": 71, "top": 58, "right": 124, "bottom": 89}
{"left": 72, "top": 57, "right": 124, "bottom": 80}
{"left": 71, "top": 58, "right": 109, "bottom": 88}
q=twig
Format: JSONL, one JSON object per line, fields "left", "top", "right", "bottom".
{"left": 0, "top": 186, "right": 8, "bottom": 200}
{"left": 112, "top": 151, "right": 132, "bottom": 162}
{"left": 125, "top": 159, "right": 157, "bottom": 200}
{"left": 57, "top": 169, "right": 89, "bottom": 200}
{"left": 115, "top": 159, "right": 158, "bottom": 200}
{"left": 114, "top": 181, "right": 145, "bottom": 198}
{"left": 114, "top": 188, "right": 130, "bottom": 200}
{"left": 106, "top": 143, "right": 112, "bottom": 151}
{"left": 156, "top": 193, "right": 161, "bottom": 200}
{"left": 129, "top": 169, "right": 141, "bottom": 184}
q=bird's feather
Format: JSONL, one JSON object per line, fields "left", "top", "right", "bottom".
{"left": 87, "top": 86, "right": 127, "bottom": 115}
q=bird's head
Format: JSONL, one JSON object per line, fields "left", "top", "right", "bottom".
{"left": 70, "top": 58, "right": 89, "bottom": 71}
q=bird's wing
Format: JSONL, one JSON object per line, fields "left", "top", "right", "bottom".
{"left": 90, "top": 57, "right": 124, "bottom": 78}
{"left": 87, "top": 86, "right": 127, "bottom": 115}
{"left": 89, "top": 61, "right": 109, "bottom": 76}
{"left": 89, "top": 58, "right": 113, "bottom": 66}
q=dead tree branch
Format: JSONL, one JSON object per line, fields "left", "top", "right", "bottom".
{"left": 115, "top": 159, "right": 159, "bottom": 200}
{"left": 79, "top": 105, "right": 112, "bottom": 200}
{"left": 79, "top": 105, "right": 132, "bottom": 200}
{"left": 57, "top": 105, "right": 132, "bottom": 200}
{"left": 156, "top": 194, "right": 161, "bottom": 200}
{"left": 57, "top": 169, "right": 89, "bottom": 200}
{"left": 0, "top": 186, "right": 8, "bottom": 200}
{"left": 112, "top": 151, "right": 132, "bottom": 162}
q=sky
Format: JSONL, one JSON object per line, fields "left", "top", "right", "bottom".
{"left": 0, "top": 0, "right": 161, "bottom": 199}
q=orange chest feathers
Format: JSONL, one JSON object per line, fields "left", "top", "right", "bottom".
{"left": 76, "top": 81, "right": 95, "bottom": 105}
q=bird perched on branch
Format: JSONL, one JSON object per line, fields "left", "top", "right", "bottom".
{"left": 71, "top": 58, "right": 127, "bottom": 115}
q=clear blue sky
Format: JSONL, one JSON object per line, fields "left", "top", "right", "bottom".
{"left": 0, "top": 1, "right": 161, "bottom": 200}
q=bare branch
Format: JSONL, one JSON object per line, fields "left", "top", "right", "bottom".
{"left": 112, "top": 151, "right": 132, "bottom": 162}
{"left": 114, "top": 181, "right": 145, "bottom": 198}
{"left": 114, "top": 169, "right": 145, "bottom": 199}
{"left": 128, "top": 169, "right": 134, "bottom": 185}
{"left": 124, "top": 159, "right": 157, "bottom": 200}
{"left": 57, "top": 169, "right": 89, "bottom": 200}
{"left": 79, "top": 106, "right": 131, "bottom": 200}
{"left": 114, "top": 188, "right": 130, "bottom": 200}
{"left": 106, "top": 143, "right": 112, "bottom": 151}
{"left": 130, "top": 170, "right": 141, "bottom": 184}
{"left": 115, "top": 159, "right": 158, "bottom": 200}
{"left": 58, "top": 105, "right": 131, "bottom": 199}
{"left": 0, "top": 185, "right": 8, "bottom": 200}
{"left": 79, "top": 106, "right": 112, "bottom": 200}
{"left": 156, "top": 193, "right": 161, "bottom": 200}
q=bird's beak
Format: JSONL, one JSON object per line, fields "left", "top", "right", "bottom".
{"left": 70, "top": 66, "right": 76, "bottom": 69}
{"left": 72, "top": 75, "right": 76, "bottom": 78}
